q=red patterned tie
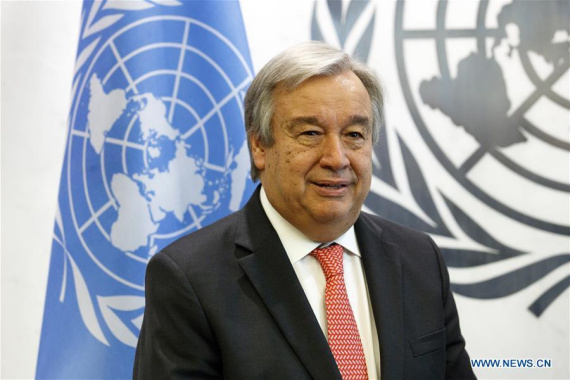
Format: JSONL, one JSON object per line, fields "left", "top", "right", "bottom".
{"left": 311, "top": 244, "right": 368, "bottom": 380}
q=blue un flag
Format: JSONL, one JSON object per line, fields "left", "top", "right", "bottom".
{"left": 37, "top": 1, "right": 256, "bottom": 378}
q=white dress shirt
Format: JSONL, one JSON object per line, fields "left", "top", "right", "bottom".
{"left": 260, "top": 188, "right": 381, "bottom": 379}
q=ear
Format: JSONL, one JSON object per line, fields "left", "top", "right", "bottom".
{"left": 250, "top": 134, "right": 266, "bottom": 171}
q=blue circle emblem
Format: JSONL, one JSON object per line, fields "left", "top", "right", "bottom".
{"left": 66, "top": 16, "right": 253, "bottom": 289}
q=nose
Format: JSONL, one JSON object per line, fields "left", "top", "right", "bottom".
{"left": 319, "top": 134, "right": 349, "bottom": 171}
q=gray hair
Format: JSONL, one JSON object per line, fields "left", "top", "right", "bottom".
{"left": 244, "top": 41, "right": 384, "bottom": 181}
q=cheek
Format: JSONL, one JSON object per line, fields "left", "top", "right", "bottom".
{"left": 289, "top": 150, "right": 314, "bottom": 177}
{"left": 281, "top": 143, "right": 303, "bottom": 169}
{"left": 265, "top": 149, "right": 281, "bottom": 170}
{"left": 352, "top": 152, "right": 373, "bottom": 181}
{"left": 361, "top": 158, "right": 373, "bottom": 176}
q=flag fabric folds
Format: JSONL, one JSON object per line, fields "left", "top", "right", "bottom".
{"left": 36, "top": 1, "right": 255, "bottom": 378}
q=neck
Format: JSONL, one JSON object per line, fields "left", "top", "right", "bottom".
{"left": 291, "top": 218, "right": 355, "bottom": 243}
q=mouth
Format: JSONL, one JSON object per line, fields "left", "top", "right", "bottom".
{"left": 313, "top": 181, "right": 350, "bottom": 190}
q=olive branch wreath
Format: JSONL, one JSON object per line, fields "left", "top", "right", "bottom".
{"left": 311, "top": 0, "right": 569, "bottom": 318}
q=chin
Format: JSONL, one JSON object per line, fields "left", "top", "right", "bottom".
{"left": 311, "top": 207, "right": 356, "bottom": 224}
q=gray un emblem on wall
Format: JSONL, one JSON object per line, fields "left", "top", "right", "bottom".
{"left": 312, "top": 0, "right": 569, "bottom": 317}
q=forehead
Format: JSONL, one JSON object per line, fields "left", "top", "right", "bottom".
{"left": 273, "top": 71, "right": 372, "bottom": 119}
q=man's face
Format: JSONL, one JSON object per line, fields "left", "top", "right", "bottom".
{"left": 251, "top": 71, "right": 373, "bottom": 241}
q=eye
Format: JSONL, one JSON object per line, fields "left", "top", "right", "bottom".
{"left": 301, "top": 130, "right": 321, "bottom": 137}
{"left": 347, "top": 131, "right": 364, "bottom": 139}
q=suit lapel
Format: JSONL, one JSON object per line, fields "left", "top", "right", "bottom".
{"left": 235, "top": 188, "right": 341, "bottom": 380}
{"left": 355, "top": 215, "right": 405, "bottom": 380}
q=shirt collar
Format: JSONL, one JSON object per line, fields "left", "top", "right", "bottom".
{"left": 259, "top": 187, "right": 361, "bottom": 265}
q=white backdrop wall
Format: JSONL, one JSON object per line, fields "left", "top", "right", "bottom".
{"left": 2, "top": 2, "right": 82, "bottom": 378}
{"left": 2, "top": 1, "right": 569, "bottom": 379}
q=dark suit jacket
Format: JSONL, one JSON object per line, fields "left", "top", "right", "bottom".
{"left": 134, "top": 187, "right": 475, "bottom": 379}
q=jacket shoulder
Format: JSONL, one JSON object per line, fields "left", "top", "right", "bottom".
{"left": 359, "top": 211, "right": 432, "bottom": 245}
{"left": 152, "top": 209, "right": 241, "bottom": 267}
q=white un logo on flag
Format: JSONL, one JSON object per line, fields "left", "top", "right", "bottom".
{"left": 68, "top": 15, "right": 254, "bottom": 291}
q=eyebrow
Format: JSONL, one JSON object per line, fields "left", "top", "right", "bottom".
{"left": 286, "top": 116, "right": 321, "bottom": 130}
{"left": 346, "top": 115, "right": 372, "bottom": 128}
{"left": 286, "top": 115, "right": 372, "bottom": 130}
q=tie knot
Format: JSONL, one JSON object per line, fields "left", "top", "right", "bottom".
{"left": 311, "top": 243, "right": 344, "bottom": 279}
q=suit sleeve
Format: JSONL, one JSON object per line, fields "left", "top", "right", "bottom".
{"left": 429, "top": 237, "right": 477, "bottom": 380}
{"left": 133, "top": 252, "right": 222, "bottom": 379}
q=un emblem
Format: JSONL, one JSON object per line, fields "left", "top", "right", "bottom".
{"left": 395, "top": 0, "right": 569, "bottom": 234}
{"left": 67, "top": 15, "right": 253, "bottom": 290}
{"left": 391, "top": 0, "right": 569, "bottom": 315}
{"left": 312, "top": 0, "right": 569, "bottom": 317}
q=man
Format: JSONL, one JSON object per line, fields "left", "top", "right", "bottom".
{"left": 134, "top": 42, "right": 475, "bottom": 379}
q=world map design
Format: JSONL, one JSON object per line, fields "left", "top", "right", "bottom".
{"left": 88, "top": 72, "right": 240, "bottom": 254}
{"left": 420, "top": 0, "right": 568, "bottom": 151}
{"left": 396, "top": 0, "right": 569, "bottom": 233}
{"left": 67, "top": 16, "right": 254, "bottom": 288}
